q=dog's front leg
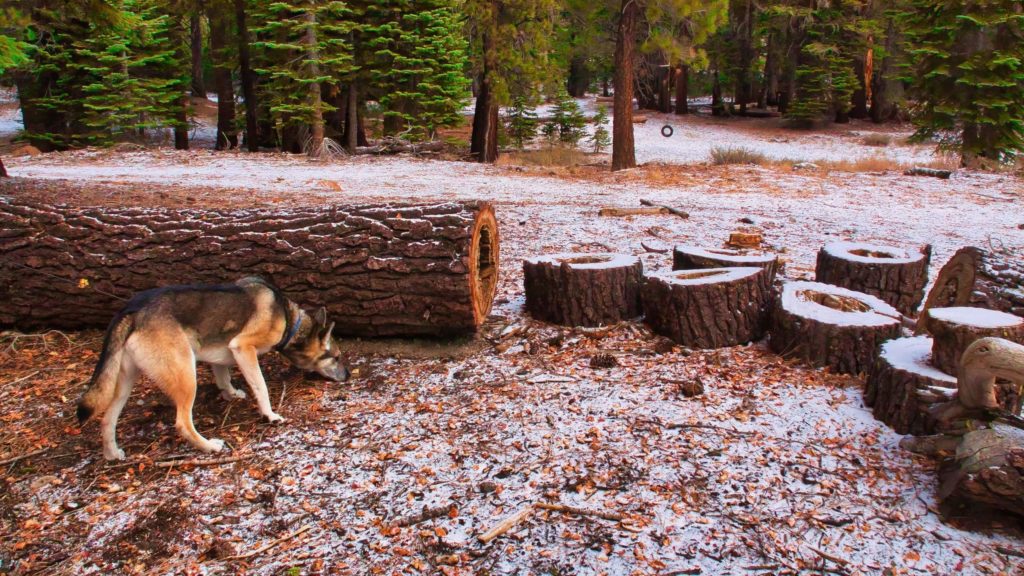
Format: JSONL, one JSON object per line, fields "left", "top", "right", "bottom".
{"left": 229, "top": 345, "right": 285, "bottom": 423}
{"left": 212, "top": 364, "right": 247, "bottom": 401}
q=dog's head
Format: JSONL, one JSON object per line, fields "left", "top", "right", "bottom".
{"left": 282, "top": 307, "right": 350, "bottom": 382}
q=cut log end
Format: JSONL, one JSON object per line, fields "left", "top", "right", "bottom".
{"left": 523, "top": 253, "right": 642, "bottom": 327}
{"left": 470, "top": 205, "right": 500, "bottom": 325}
{"left": 865, "top": 335, "right": 957, "bottom": 435}
{"left": 815, "top": 241, "right": 930, "bottom": 316}
{"left": 939, "top": 424, "right": 1024, "bottom": 517}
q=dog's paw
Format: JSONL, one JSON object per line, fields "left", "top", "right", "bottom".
{"left": 104, "top": 447, "right": 126, "bottom": 461}
{"left": 221, "top": 388, "right": 247, "bottom": 401}
{"left": 204, "top": 438, "right": 226, "bottom": 453}
{"left": 264, "top": 413, "right": 286, "bottom": 425}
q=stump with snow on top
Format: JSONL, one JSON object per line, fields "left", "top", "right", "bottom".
{"left": 523, "top": 253, "right": 642, "bottom": 327}
{"left": 865, "top": 335, "right": 957, "bottom": 435}
{"left": 815, "top": 241, "right": 931, "bottom": 316}
{"left": 672, "top": 245, "right": 779, "bottom": 292}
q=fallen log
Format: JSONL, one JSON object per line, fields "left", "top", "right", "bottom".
{"left": 918, "top": 246, "right": 1024, "bottom": 326}
{"left": 864, "top": 335, "right": 957, "bottom": 435}
{"left": 939, "top": 424, "right": 1024, "bottom": 517}
{"left": 769, "top": 281, "right": 902, "bottom": 375}
{"left": 598, "top": 207, "right": 669, "bottom": 217}
{"left": 523, "top": 253, "right": 642, "bottom": 327}
{"left": 639, "top": 199, "right": 689, "bottom": 219}
{"left": 0, "top": 199, "right": 499, "bottom": 337}
{"left": 904, "top": 166, "right": 952, "bottom": 179}
{"left": 815, "top": 241, "right": 931, "bottom": 316}
{"left": 354, "top": 140, "right": 445, "bottom": 155}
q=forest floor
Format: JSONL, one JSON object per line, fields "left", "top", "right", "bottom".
{"left": 2, "top": 100, "right": 1024, "bottom": 575}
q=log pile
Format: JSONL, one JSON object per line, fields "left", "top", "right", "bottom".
{"left": 769, "top": 281, "right": 902, "bottom": 375}
{"left": 523, "top": 253, "right": 642, "bottom": 327}
{"left": 641, "top": 267, "right": 771, "bottom": 348}
{"left": 0, "top": 199, "right": 500, "bottom": 337}
{"left": 864, "top": 335, "right": 957, "bottom": 435}
{"left": 815, "top": 241, "right": 930, "bottom": 316}
{"left": 918, "top": 246, "right": 1024, "bottom": 323}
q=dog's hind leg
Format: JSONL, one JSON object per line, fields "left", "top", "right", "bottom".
{"left": 100, "top": 357, "right": 137, "bottom": 461}
{"left": 230, "top": 345, "right": 285, "bottom": 424}
{"left": 212, "top": 364, "right": 247, "bottom": 401}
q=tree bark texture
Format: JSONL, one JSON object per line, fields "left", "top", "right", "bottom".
{"left": 235, "top": 0, "right": 259, "bottom": 152}
{"left": 523, "top": 253, "right": 642, "bottom": 327}
{"left": 612, "top": 0, "right": 637, "bottom": 171}
{"left": 815, "top": 242, "right": 931, "bottom": 316}
{"left": 0, "top": 199, "right": 500, "bottom": 338}
{"left": 939, "top": 424, "right": 1024, "bottom": 517}
{"left": 642, "top": 267, "right": 771, "bottom": 348}
{"left": 864, "top": 335, "right": 957, "bottom": 435}
{"left": 918, "top": 246, "right": 1024, "bottom": 326}
{"left": 850, "top": 56, "right": 869, "bottom": 119}
{"left": 925, "top": 307, "right": 1024, "bottom": 376}
{"left": 674, "top": 64, "right": 688, "bottom": 115}
{"left": 567, "top": 56, "right": 590, "bottom": 98}
{"left": 302, "top": 10, "right": 325, "bottom": 157}
{"left": 471, "top": 26, "right": 499, "bottom": 164}
{"left": 0, "top": 156, "right": 7, "bottom": 178}
{"left": 672, "top": 245, "right": 778, "bottom": 292}
{"left": 769, "top": 281, "right": 902, "bottom": 375}
{"left": 209, "top": 10, "right": 237, "bottom": 150}
{"left": 190, "top": 14, "right": 206, "bottom": 98}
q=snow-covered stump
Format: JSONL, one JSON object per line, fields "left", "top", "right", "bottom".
{"left": 672, "top": 245, "right": 779, "bottom": 291}
{"left": 864, "top": 336, "right": 957, "bottom": 435}
{"left": 924, "top": 307, "right": 1024, "bottom": 375}
{"left": 918, "top": 246, "right": 1024, "bottom": 323}
{"left": 641, "top": 267, "right": 771, "bottom": 348}
{"left": 769, "top": 281, "right": 902, "bottom": 375}
{"left": 814, "top": 241, "right": 931, "bottom": 316}
{"left": 523, "top": 253, "right": 642, "bottom": 327}
{"left": 939, "top": 424, "right": 1024, "bottom": 517}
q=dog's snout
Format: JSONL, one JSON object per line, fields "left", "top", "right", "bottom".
{"left": 338, "top": 366, "right": 351, "bottom": 382}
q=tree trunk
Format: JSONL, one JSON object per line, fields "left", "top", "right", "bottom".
{"left": 209, "top": 11, "right": 237, "bottom": 150}
{"left": 815, "top": 242, "right": 931, "bottom": 316}
{"left": 190, "top": 14, "right": 206, "bottom": 98}
{"left": 302, "top": 10, "right": 325, "bottom": 157}
{"left": 235, "top": 0, "right": 259, "bottom": 152}
{"left": 769, "top": 281, "right": 902, "bottom": 375}
{"left": 712, "top": 72, "right": 726, "bottom": 116}
{"left": 567, "top": 56, "right": 590, "bottom": 98}
{"left": 865, "top": 336, "right": 958, "bottom": 435}
{"left": 470, "top": 27, "right": 499, "bottom": 164}
{"left": 732, "top": 0, "right": 754, "bottom": 114}
{"left": 602, "top": 77, "right": 610, "bottom": 97}
{"left": 523, "top": 253, "right": 642, "bottom": 327}
{"left": 345, "top": 83, "right": 359, "bottom": 153}
{"left": 174, "top": 93, "right": 189, "bottom": 150}
{"left": 13, "top": 69, "right": 66, "bottom": 152}
{"left": 0, "top": 156, "right": 7, "bottom": 177}
{"left": 611, "top": 0, "right": 637, "bottom": 171}
{"left": 850, "top": 56, "right": 869, "bottom": 119}
{"left": 870, "top": 19, "right": 902, "bottom": 124}
{"left": 643, "top": 267, "right": 771, "bottom": 348}
{"left": 939, "top": 425, "right": 1024, "bottom": 517}
{"left": 918, "top": 246, "right": 1024, "bottom": 325}
{"left": 924, "top": 307, "right": 1024, "bottom": 376}
{"left": 0, "top": 200, "right": 500, "bottom": 338}
{"left": 764, "top": 34, "right": 780, "bottom": 107}
{"left": 674, "top": 64, "right": 688, "bottom": 114}
{"left": 658, "top": 66, "right": 672, "bottom": 113}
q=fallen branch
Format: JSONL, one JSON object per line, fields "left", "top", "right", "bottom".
{"left": 354, "top": 140, "right": 445, "bottom": 155}
{"left": 808, "top": 545, "right": 850, "bottom": 567}
{"left": 535, "top": 502, "right": 626, "bottom": 521}
{"left": 904, "top": 166, "right": 952, "bottom": 179}
{"left": 391, "top": 504, "right": 456, "bottom": 528}
{"left": 155, "top": 454, "right": 251, "bottom": 468}
{"left": 478, "top": 505, "right": 534, "bottom": 544}
{"left": 221, "top": 523, "right": 313, "bottom": 561}
{"left": 0, "top": 447, "right": 49, "bottom": 466}
{"left": 640, "top": 242, "right": 669, "bottom": 254}
{"left": 598, "top": 207, "right": 669, "bottom": 217}
{"left": 640, "top": 198, "right": 689, "bottom": 219}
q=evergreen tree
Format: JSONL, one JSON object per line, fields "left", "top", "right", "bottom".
{"left": 550, "top": 89, "right": 587, "bottom": 146}
{"left": 901, "top": 0, "right": 1024, "bottom": 166}
{"left": 590, "top": 103, "right": 610, "bottom": 153}
{"left": 505, "top": 95, "right": 539, "bottom": 149}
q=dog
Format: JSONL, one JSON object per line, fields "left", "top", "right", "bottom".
{"left": 76, "top": 277, "right": 349, "bottom": 460}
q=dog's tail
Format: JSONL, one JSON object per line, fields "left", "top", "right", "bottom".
{"left": 77, "top": 314, "right": 134, "bottom": 424}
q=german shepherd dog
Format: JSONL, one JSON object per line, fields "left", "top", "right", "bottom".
{"left": 77, "top": 277, "right": 349, "bottom": 460}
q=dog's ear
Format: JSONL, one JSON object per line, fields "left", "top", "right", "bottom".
{"left": 315, "top": 306, "right": 328, "bottom": 325}
{"left": 321, "top": 321, "right": 336, "bottom": 349}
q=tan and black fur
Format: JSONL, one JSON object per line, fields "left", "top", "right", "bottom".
{"left": 77, "top": 277, "right": 348, "bottom": 460}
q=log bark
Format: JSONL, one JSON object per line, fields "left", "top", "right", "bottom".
{"left": 815, "top": 241, "right": 931, "bottom": 316}
{"left": 611, "top": 0, "right": 637, "bottom": 171}
{"left": 674, "top": 64, "right": 688, "bottom": 115}
{"left": 864, "top": 335, "right": 957, "bottom": 435}
{"left": 642, "top": 267, "right": 771, "bottom": 348}
{"left": 523, "top": 253, "right": 642, "bottom": 327}
{"left": 925, "top": 307, "right": 1024, "bottom": 375}
{"left": 672, "top": 245, "right": 779, "bottom": 292}
{"left": 918, "top": 246, "right": 1024, "bottom": 324}
{"left": 939, "top": 424, "right": 1024, "bottom": 517}
{"left": 770, "top": 281, "right": 902, "bottom": 375}
{"left": 0, "top": 199, "right": 500, "bottom": 338}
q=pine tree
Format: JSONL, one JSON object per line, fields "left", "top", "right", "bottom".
{"left": 590, "top": 104, "right": 610, "bottom": 153}
{"left": 505, "top": 95, "right": 539, "bottom": 149}
{"left": 550, "top": 89, "right": 587, "bottom": 146}
{"left": 901, "top": 0, "right": 1024, "bottom": 166}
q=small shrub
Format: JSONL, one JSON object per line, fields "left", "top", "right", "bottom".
{"left": 862, "top": 133, "right": 892, "bottom": 147}
{"left": 589, "top": 105, "right": 611, "bottom": 153}
{"left": 710, "top": 146, "right": 768, "bottom": 165}
{"left": 550, "top": 89, "right": 587, "bottom": 147}
{"left": 505, "top": 96, "right": 539, "bottom": 149}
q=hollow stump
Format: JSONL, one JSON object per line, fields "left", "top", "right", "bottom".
{"left": 918, "top": 246, "right": 1024, "bottom": 325}
{"left": 523, "top": 253, "right": 642, "bottom": 327}
{"left": 672, "top": 245, "right": 779, "bottom": 292}
{"left": 815, "top": 241, "right": 930, "bottom": 316}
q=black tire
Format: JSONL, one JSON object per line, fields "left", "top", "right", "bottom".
{"left": 660, "top": 125, "right": 673, "bottom": 138}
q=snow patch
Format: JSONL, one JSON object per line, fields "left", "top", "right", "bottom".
{"left": 782, "top": 280, "right": 901, "bottom": 327}
{"left": 927, "top": 306, "right": 1024, "bottom": 329}
{"left": 880, "top": 335, "right": 957, "bottom": 383}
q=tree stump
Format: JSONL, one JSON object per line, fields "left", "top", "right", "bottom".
{"left": 0, "top": 199, "right": 500, "bottom": 337}
{"left": 925, "top": 307, "right": 1024, "bottom": 375}
{"left": 814, "top": 241, "right": 931, "bottom": 316}
{"left": 939, "top": 424, "right": 1024, "bottom": 517}
{"left": 641, "top": 267, "right": 771, "bottom": 348}
{"left": 672, "top": 245, "right": 779, "bottom": 291}
{"left": 522, "top": 253, "right": 642, "bottom": 327}
{"left": 769, "top": 281, "right": 902, "bottom": 375}
{"left": 864, "top": 335, "right": 957, "bottom": 435}
{"left": 918, "top": 246, "right": 1024, "bottom": 325}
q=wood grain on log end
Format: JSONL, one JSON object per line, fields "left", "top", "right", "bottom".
{"left": 672, "top": 245, "right": 779, "bottom": 291}
{"left": 769, "top": 281, "right": 902, "bottom": 375}
{"left": 918, "top": 247, "right": 1024, "bottom": 332}
{"left": 523, "top": 253, "right": 642, "bottom": 327}
{"left": 642, "top": 267, "right": 771, "bottom": 348}
{"left": 815, "top": 241, "right": 930, "bottom": 316}
{"left": 865, "top": 335, "right": 956, "bottom": 435}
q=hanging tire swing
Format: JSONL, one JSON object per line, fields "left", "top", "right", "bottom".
{"left": 661, "top": 125, "right": 674, "bottom": 138}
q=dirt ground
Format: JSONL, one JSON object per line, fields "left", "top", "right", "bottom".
{"left": 2, "top": 128, "right": 1024, "bottom": 576}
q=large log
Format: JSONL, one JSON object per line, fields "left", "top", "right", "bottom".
{"left": 939, "top": 424, "right": 1024, "bottom": 517}
{"left": 815, "top": 241, "right": 930, "bottom": 316}
{"left": 925, "top": 307, "right": 1024, "bottom": 375}
{"left": 522, "top": 253, "right": 642, "bottom": 327}
{"left": 864, "top": 335, "right": 957, "bottom": 435}
{"left": 641, "top": 267, "right": 771, "bottom": 348}
{"left": 769, "top": 281, "right": 902, "bottom": 375}
{"left": 0, "top": 198, "right": 500, "bottom": 337}
{"left": 918, "top": 246, "right": 1024, "bottom": 327}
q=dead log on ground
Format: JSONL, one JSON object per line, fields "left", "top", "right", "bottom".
{"left": 523, "top": 253, "right": 642, "bottom": 327}
{"left": 918, "top": 246, "right": 1024, "bottom": 326}
{"left": 598, "top": 207, "right": 669, "bottom": 217}
{"left": 904, "top": 166, "right": 952, "bottom": 179}
{"left": 939, "top": 424, "right": 1024, "bottom": 516}
{"left": 354, "top": 139, "right": 446, "bottom": 155}
{"left": 815, "top": 241, "right": 931, "bottom": 316}
{"left": 639, "top": 198, "right": 689, "bottom": 219}
{"left": 0, "top": 199, "right": 499, "bottom": 337}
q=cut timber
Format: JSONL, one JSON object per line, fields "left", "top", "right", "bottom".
{"left": 672, "top": 245, "right": 779, "bottom": 292}
{"left": 523, "top": 253, "right": 642, "bottom": 327}
{"left": 0, "top": 199, "right": 499, "bottom": 338}
{"left": 926, "top": 307, "right": 1024, "bottom": 375}
{"left": 918, "top": 246, "right": 1024, "bottom": 326}
{"left": 864, "top": 336, "right": 957, "bottom": 435}
{"left": 939, "top": 424, "right": 1024, "bottom": 517}
{"left": 727, "top": 231, "right": 762, "bottom": 249}
{"left": 815, "top": 241, "right": 931, "bottom": 316}
{"left": 769, "top": 281, "right": 902, "bottom": 375}
{"left": 641, "top": 267, "right": 771, "bottom": 348}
